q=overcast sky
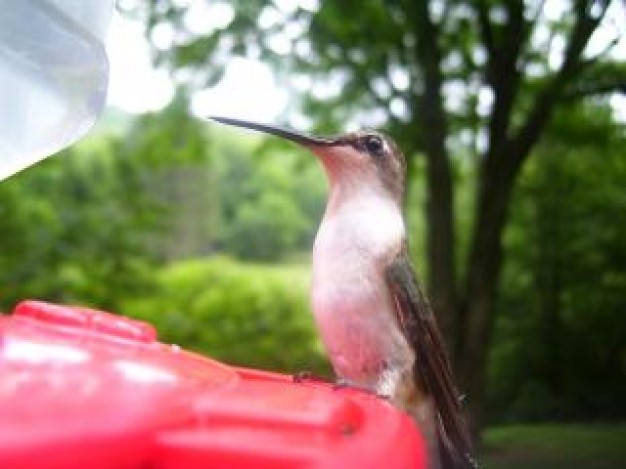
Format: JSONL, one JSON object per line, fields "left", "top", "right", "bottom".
{"left": 105, "top": 9, "right": 288, "bottom": 122}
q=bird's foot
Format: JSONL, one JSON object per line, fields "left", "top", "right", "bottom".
{"left": 292, "top": 371, "right": 332, "bottom": 384}
{"left": 293, "top": 373, "right": 389, "bottom": 400}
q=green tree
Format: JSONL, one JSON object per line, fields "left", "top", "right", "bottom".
{"left": 132, "top": 0, "right": 626, "bottom": 436}
{"left": 489, "top": 102, "right": 626, "bottom": 422}
{"left": 214, "top": 136, "right": 325, "bottom": 260}
{"left": 124, "top": 88, "right": 326, "bottom": 262}
{"left": 121, "top": 89, "right": 218, "bottom": 260}
{"left": 0, "top": 135, "right": 160, "bottom": 311}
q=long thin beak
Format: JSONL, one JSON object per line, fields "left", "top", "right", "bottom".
{"left": 208, "top": 116, "right": 337, "bottom": 147}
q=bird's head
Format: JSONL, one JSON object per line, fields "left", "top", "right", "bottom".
{"left": 210, "top": 117, "right": 406, "bottom": 203}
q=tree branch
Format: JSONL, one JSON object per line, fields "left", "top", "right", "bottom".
{"left": 485, "top": 1, "right": 529, "bottom": 160}
{"left": 476, "top": 0, "right": 495, "bottom": 64}
{"left": 562, "top": 79, "right": 626, "bottom": 100}
{"left": 510, "top": 0, "right": 612, "bottom": 167}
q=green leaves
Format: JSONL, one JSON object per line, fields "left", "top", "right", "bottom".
{"left": 214, "top": 134, "right": 325, "bottom": 261}
{"left": 490, "top": 103, "right": 626, "bottom": 422}
{"left": 122, "top": 256, "right": 330, "bottom": 375}
{"left": 0, "top": 140, "right": 159, "bottom": 312}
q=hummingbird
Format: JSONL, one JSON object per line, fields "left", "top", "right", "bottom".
{"left": 210, "top": 116, "right": 475, "bottom": 469}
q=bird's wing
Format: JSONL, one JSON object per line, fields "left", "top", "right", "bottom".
{"left": 385, "top": 248, "right": 475, "bottom": 469}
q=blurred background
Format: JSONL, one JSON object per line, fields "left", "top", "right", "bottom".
{"left": 1, "top": 1, "right": 625, "bottom": 467}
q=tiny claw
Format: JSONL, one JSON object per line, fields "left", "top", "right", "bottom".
{"left": 293, "top": 374, "right": 388, "bottom": 400}
{"left": 293, "top": 371, "right": 331, "bottom": 384}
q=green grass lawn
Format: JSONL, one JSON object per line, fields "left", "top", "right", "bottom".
{"left": 481, "top": 423, "right": 626, "bottom": 469}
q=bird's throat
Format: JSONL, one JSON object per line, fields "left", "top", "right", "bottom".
{"left": 316, "top": 190, "right": 405, "bottom": 262}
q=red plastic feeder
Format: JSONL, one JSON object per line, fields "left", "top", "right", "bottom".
{"left": 0, "top": 300, "right": 427, "bottom": 468}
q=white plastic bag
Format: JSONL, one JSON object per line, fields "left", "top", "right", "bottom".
{"left": 0, "top": 0, "right": 113, "bottom": 180}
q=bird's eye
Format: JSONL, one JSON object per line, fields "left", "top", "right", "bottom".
{"left": 364, "top": 135, "right": 384, "bottom": 156}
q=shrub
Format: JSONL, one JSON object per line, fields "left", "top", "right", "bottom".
{"left": 121, "top": 256, "right": 331, "bottom": 376}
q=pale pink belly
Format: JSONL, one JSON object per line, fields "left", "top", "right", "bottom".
{"left": 311, "top": 281, "right": 412, "bottom": 388}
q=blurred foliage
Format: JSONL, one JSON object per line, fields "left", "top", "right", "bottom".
{"left": 0, "top": 132, "right": 161, "bottom": 311}
{"left": 124, "top": 0, "right": 626, "bottom": 162}
{"left": 122, "top": 256, "right": 330, "bottom": 375}
{"left": 488, "top": 103, "right": 626, "bottom": 422}
{"left": 213, "top": 131, "right": 326, "bottom": 260}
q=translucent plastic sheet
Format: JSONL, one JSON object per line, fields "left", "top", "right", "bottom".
{"left": 0, "top": 0, "right": 112, "bottom": 180}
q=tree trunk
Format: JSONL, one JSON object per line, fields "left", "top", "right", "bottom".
{"left": 456, "top": 155, "right": 520, "bottom": 441}
{"left": 422, "top": 113, "right": 457, "bottom": 350}
{"left": 409, "top": 0, "right": 458, "bottom": 352}
{"left": 413, "top": 0, "right": 610, "bottom": 447}
{"left": 448, "top": 0, "right": 609, "bottom": 439}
